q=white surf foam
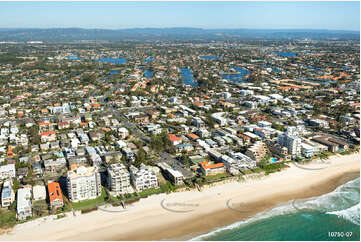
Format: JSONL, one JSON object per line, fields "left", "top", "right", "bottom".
{"left": 190, "top": 177, "right": 360, "bottom": 241}
{"left": 327, "top": 203, "right": 360, "bottom": 226}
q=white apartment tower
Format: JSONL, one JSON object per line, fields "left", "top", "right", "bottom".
{"left": 285, "top": 135, "right": 302, "bottom": 157}
{"left": 66, "top": 166, "right": 101, "bottom": 202}
{"left": 278, "top": 128, "right": 302, "bottom": 158}
{"left": 129, "top": 164, "right": 158, "bottom": 192}
{"left": 107, "top": 163, "right": 131, "bottom": 195}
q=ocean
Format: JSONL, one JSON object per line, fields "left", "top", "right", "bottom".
{"left": 192, "top": 177, "right": 360, "bottom": 241}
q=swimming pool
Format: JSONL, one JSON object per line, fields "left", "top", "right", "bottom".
{"left": 270, "top": 158, "right": 278, "bottom": 163}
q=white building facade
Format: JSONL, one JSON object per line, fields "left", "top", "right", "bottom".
{"left": 66, "top": 166, "right": 102, "bottom": 202}
{"left": 129, "top": 164, "right": 158, "bottom": 192}
{"left": 107, "top": 163, "right": 132, "bottom": 195}
{"left": 0, "top": 164, "right": 16, "bottom": 180}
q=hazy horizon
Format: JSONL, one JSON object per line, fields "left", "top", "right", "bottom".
{"left": 0, "top": 26, "right": 359, "bottom": 32}
{"left": 0, "top": 1, "right": 359, "bottom": 31}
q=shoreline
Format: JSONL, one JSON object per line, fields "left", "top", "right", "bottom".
{"left": 0, "top": 152, "right": 359, "bottom": 241}
{"left": 180, "top": 170, "right": 360, "bottom": 241}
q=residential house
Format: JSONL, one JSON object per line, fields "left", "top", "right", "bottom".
{"left": 133, "top": 114, "right": 149, "bottom": 124}
{"left": 48, "top": 182, "right": 64, "bottom": 209}
{"left": 168, "top": 134, "right": 182, "bottom": 146}
{"left": 89, "top": 131, "right": 105, "bottom": 142}
{"left": 0, "top": 164, "right": 15, "bottom": 180}
{"left": 1, "top": 180, "right": 15, "bottom": 207}
{"left": 17, "top": 187, "right": 32, "bottom": 220}
{"left": 118, "top": 127, "right": 129, "bottom": 139}
{"left": 32, "top": 162, "right": 43, "bottom": 176}
{"left": 200, "top": 161, "right": 225, "bottom": 176}
{"left": 32, "top": 184, "right": 46, "bottom": 201}
{"left": 175, "top": 143, "right": 194, "bottom": 153}
{"left": 40, "top": 131, "right": 56, "bottom": 143}
{"left": 187, "top": 133, "right": 199, "bottom": 141}
{"left": 44, "top": 158, "right": 66, "bottom": 173}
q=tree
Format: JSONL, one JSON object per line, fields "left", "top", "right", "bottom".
{"left": 272, "top": 122, "right": 285, "bottom": 132}
{"left": 180, "top": 152, "right": 192, "bottom": 168}
{"left": 12, "top": 179, "right": 20, "bottom": 192}
{"left": 29, "top": 126, "right": 40, "bottom": 145}
{"left": 205, "top": 113, "right": 215, "bottom": 127}
{"left": 135, "top": 147, "right": 146, "bottom": 167}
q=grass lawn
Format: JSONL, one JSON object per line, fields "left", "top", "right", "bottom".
{"left": 204, "top": 173, "right": 229, "bottom": 182}
{"left": 241, "top": 169, "right": 254, "bottom": 175}
{"left": 138, "top": 187, "right": 163, "bottom": 198}
{"left": 252, "top": 167, "right": 264, "bottom": 173}
{"left": 194, "top": 173, "right": 230, "bottom": 186}
{"left": 32, "top": 200, "right": 49, "bottom": 217}
{"left": 72, "top": 187, "right": 108, "bottom": 211}
{"left": 0, "top": 209, "right": 17, "bottom": 229}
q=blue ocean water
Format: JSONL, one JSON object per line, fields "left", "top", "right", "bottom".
{"left": 192, "top": 177, "right": 360, "bottom": 241}
{"left": 180, "top": 68, "right": 198, "bottom": 86}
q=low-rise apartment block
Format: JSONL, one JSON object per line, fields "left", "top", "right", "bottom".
{"left": 200, "top": 161, "right": 225, "bottom": 176}
{"left": 1, "top": 180, "right": 15, "bottom": 207}
{"left": 158, "top": 162, "right": 184, "bottom": 186}
{"left": 245, "top": 141, "right": 268, "bottom": 162}
{"left": 129, "top": 164, "right": 158, "bottom": 192}
{"left": 0, "top": 164, "right": 16, "bottom": 180}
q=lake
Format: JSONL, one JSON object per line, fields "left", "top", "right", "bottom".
{"left": 262, "top": 64, "right": 283, "bottom": 73}
{"left": 109, "top": 70, "right": 120, "bottom": 76}
{"left": 68, "top": 55, "right": 83, "bottom": 61}
{"left": 200, "top": 56, "right": 220, "bottom": 60}
{"left": 144, "top": 69, "right": 154, "bottom": 78}
{"left": 95, "top": 58, "right": 126, "bottom": 64}
{"left": 221, "top": 66, "right": 250, "bottom": 82}
{"left": 274, "top": 52, "right": 297, "bottom": 57}
{"left": 180, "top": 68, "right": 198, "bottom": 86}
{"left": 144, "top": 57, "right": 154, "bottom": 63}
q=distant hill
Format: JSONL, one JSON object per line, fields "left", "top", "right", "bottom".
{"left": 0, "top": 27, "right": 359, "bottom": 42}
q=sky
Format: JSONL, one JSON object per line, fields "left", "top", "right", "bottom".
{"left": 0, "top": 1, "right": 359, "bottom": 31}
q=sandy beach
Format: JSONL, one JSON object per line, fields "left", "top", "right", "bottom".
{"left": 1, "top": 152, "right": 359, "bottom": 241}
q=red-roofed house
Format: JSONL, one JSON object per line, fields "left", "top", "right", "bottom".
{"left": 40, "top": 131, "right": 56, "bottom": 143}
{"left": 200, "top": 161, "right": 225, "bottom": 176}
{"left": 192, "top": 101, "right": 204, "bottom": 108}
{"left": 58, "top": 121, "right": 70, "bottom": 130}
{"left": 168, "top": 134, "right": 182, "bottom": 146}
{"left": 187, "top": 133, "right": 199, "bottom": 141}
{"left": 47, "top": 182, "right": 64, "bottom": 209}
